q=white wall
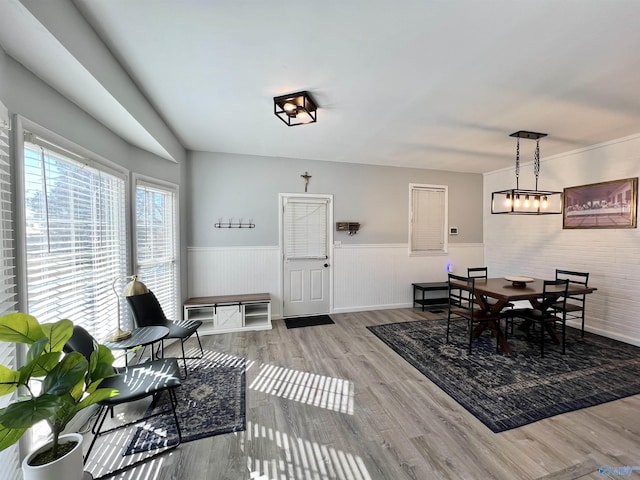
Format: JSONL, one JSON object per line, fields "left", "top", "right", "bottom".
{"left": 484, "top": 134, "right": 640, "bottom": 345}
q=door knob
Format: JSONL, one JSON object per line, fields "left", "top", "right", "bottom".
{"left": 324, "top": 263, "right": 329, "bottom": 267}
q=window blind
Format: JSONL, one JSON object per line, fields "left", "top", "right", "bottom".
{"left": 135, "top": 180, "right": 178, "bottom": 320}
{"left": 410, "top": 185, "right": 447, "bottom": 253}
{"left": 23, "top": 136, "right": 127, "bottom": 341}
{"left": 284, "top": 198, "right": 328, "bottom": 260}
{"left": 0, "top": 108, "right": 20, "bottom": 480}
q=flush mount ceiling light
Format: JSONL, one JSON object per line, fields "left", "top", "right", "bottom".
{"left": 274, "top": 91, "right": 317, "bottom": 126}
{"left": 491, "top": 130, "right": 563, "bottom": 215}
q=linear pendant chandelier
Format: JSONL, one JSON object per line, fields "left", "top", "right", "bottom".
{"left": 491, "top": 130, "right": 563, "bottom": 215}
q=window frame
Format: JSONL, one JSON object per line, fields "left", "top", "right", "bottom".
{"left": 132, "top": 174, "right": 180, "bottom": 320}
{"left": 408, "top": 183, "right": 448, "bottom": 256}
{"left": 17, "top": 118, "right": 131, "bottom": 340}
{"left": 0, "top": 105, "right": 21, "bottom": 480}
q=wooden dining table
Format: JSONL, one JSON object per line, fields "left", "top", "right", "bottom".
{"left": 458, "top": 277, "right": 597, "bottom": 354}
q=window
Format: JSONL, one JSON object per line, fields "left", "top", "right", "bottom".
{"left": 283, "top": 197, "right": 329, "bottom": 260}
{"left": 134, "top": 177, "right": 178, "bottom": 320}
{"left": 409, "top": 183, "right": 448, "bottom": 255}
{"left": 0, "top": 106, "right": 20, "bottom": 480}
{"left": 23, "top": 133, "right": 128, "bottom": 340}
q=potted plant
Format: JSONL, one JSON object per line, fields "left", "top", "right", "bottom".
{"left": 0, "top": 312, "right": 117, "bottom": 480}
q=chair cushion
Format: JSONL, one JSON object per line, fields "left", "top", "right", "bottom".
{"left": 165, "top": 319, "right": 202, "bottom": 339}
{"left": 104, "top": 358, "right": 181, "bottom": 404}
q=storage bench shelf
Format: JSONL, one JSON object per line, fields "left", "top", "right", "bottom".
{"left": 183, "top": 293, "right": 271, "bottom": 336}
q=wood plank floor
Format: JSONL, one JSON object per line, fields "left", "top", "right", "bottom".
{"left": 86, "top": 308, "right": 640, "bottom": 480}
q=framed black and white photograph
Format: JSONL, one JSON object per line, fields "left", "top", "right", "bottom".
{"left": 563, "top": 177, "right": 638, "bottom": 229}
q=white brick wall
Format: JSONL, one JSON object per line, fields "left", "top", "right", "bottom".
{"left": 484, "top": 134, "right": 640, "bottom": 346}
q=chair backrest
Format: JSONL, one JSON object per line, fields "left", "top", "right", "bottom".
{"left": 448, "top": 273, "right": 475, "bottom": 312}
{"left": 63, "top": 325, "right": 99, "bottom": 362}
{"left": 541, "top": 279, "right": 569, "bottom": 312}
{"left": 555, "top": 269, "right": 589, "bottom": 301}
{"left": 126, "top": 290, "right": 168, "bottom": 328}
{"left": 467, "top": 267, "right": 488, "bottom": 279}
{"left": 555, "top": 269, "right": 589, "bottom": 287}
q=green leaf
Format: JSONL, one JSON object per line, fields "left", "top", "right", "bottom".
{"left": 26, "top": 351, "right": 62, "bottom": 379}
{"left": 42, "top": 353, "right": 87, "bottom": 397}
{"left": 77, "top": 387, "right": 118, "bottom": 410}
{"left": 89, "top": 345, "right": 116, "bottom": 383}
{"left": 0, "top": 313, "right": 45, "bottom": 344}
{"left": 40, "top": 319, "right": 73, "bottom": 353}
{"left": 0, "top": 396, "right": 60, "bottom": 429}
{"left": 0, "top": 364, "right": 20, "bottom": 396}
{"left": 0, "top": 423, "right": 27, "bottom": 452}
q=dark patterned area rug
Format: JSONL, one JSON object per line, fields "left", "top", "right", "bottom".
{"left": 367, "top": 319, "right": 640, "bottom": 433}
{"left": 125, "top": 356, "right": 245, "bottom": 454}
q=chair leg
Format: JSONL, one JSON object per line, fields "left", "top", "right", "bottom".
{"left": 86, "top": 390, "right": 182, "bottom": 480}
{"left": 446, "top": 314, "right": 451, "bottom": 344}
{"left": 194, "top": 330, "right": 204, "bottom": 357}
{"left": 180, "top": 339, "right": 188, "bottom": 375}
{"left": 540, "top": 322, "right": 545, "bottom": 357}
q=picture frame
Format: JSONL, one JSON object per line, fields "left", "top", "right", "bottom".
{"left": 563, "top": 177, "right": 638, "bottom": 229}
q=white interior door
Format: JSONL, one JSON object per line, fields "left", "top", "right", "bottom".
{"left": 281, "top": 195, "right": 331, "bottom": 317}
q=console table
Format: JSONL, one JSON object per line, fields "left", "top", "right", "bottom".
{"left": 412, "top": 282, "right": 449, "bottom": 311}
{"left": 183, "top": 293, "right": 271, "bottom": 336}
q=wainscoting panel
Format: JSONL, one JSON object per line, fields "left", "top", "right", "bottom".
{"left": 332, "top": 243, "right": 484, "bottom": 313}
{"left": 187, "top": 244, "right": 484, "bottom": 318}
{"left": 187, "top": 246, "right": 282, "bottom": 318}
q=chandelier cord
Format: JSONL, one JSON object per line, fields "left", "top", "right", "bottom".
{"left": 534, "top": 139, "right": 540, "bottom": 191}
{"left": 515, "top": 138, "right": 520, "bottom": 190}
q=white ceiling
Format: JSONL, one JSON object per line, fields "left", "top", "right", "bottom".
{"left": 3, "top": 0, "right": 640, "bottom": 173}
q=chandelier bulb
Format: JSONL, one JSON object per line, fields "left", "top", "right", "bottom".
{"left": 514, "top": 194, "right": 521, "bottom": 208}
{"left": 533, "top": 195, "right": 540, "bottom": 208}
{"left": 524, "top": 195, "right": 530, "bottom": 208}
{"left": 541, "top": 196, "right": 548, "bottom": 209}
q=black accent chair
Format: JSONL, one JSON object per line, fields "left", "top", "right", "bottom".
{"left": 553, "top": 269, "right": 589, "bottom": 337}
{"left": 504, "top": 279, "right": 569, "bottom": 357}
{"left": 446, "top": 273, "right": 501, "bottom": 354}
{"left": 127, "top": 290, "right": 204, "bottom": 375}
{"left": 64, "top": 326, "right": 182, "bottom": 479}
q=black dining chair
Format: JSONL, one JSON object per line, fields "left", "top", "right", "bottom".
{"left": 446, "top": 273, "right": 501, "bottom": 354}
{"left": 504, "top": 279, "right": 569, "bottom": 357}
{"left": 64, "top": 325, "right": 183, "bottom": 478}
{"left": 467, "top": 266, "right": 513, "bottom": 313}
{"left": 127, "top": 290, "right": 204, "bottom": 375}
{"left": 553, "top": 269, "right": 589, "bottom": 337}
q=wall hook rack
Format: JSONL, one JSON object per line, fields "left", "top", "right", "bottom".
{"left": 215, "top": 218, "right": 255, "bottom": 229}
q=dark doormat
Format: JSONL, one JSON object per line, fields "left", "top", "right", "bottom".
{"left": 285, "top": 315, "right": 335, "bottom": 329}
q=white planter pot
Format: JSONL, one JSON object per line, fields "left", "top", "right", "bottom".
{"left": 22, "top": 432, "right": 84, "bottom": 480}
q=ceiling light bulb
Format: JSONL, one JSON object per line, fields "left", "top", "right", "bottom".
{"left": 541, "top": 196, "right": 548, "bottom": 209}
{"left": 533, "top": 195, "right": 540, "bottom": 208}
{"left": 296, "top": 109, "right": 313, "bottom": 123}
{"left": 505, "top": 193, "right": 512, "bottom": 207}
{"left": 514, "top": 194, "right": 521, "bottom": 208}
{"left": 283, "top": 102, "right": 297, "bottom": 115}
{"left": 524, "top": 195, "right": 530, "bottom": 208}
